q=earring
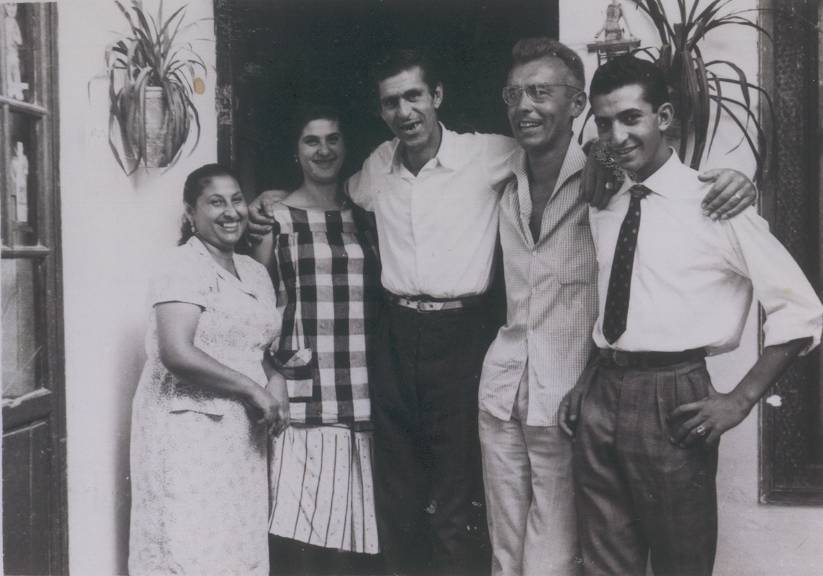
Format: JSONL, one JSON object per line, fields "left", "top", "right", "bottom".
{"left": 189, "top": 219, "right": 197, "bottom": 234}
{"left": 293, "top": 155, "right": 299, "bottom": 164}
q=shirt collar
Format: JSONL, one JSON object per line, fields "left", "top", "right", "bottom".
{"left": 619, "top": 147, "right": 682, "bottom": 198}
{"left": 186, "top": 236, "right": 258, "bottom": 297}
{"left": 386, "top": 123, "right": 461, "bottom": 173}
{"left": 554, "top": 138, "right": 587, "bottom": 195}
{"left": 508, "top": 136, "right": 586, "bottom": 198}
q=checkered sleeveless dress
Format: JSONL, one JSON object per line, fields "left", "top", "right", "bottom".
{"left": 265, "top": 203, "right": 381, "bottom": 553}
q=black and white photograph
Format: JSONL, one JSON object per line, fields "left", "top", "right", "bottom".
{"left": 1, "top": 0, "right": 823, "bottom": 574}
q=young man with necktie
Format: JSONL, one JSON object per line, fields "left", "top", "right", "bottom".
{"left": 560, "top": 55, "right": 823, "bottom": 576}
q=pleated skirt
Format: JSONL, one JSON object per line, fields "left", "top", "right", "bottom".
{"left": 269, "top": 424, "right": 379, "bottom": 554}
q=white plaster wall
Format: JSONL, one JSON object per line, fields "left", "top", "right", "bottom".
{"left": 58, "top": 1, "right": 217, "bottom": 573}
{"left": 561, "top": 2, "right": 823, "bottom": 575}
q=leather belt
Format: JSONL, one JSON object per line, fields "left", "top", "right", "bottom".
{"left": 386, "top": 292, "right": 486, "bottom": 312}
{"left": 598, "top": 348, "right": 706, "bottom": 369}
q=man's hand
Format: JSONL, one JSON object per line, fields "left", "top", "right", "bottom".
{"left": 669, "top": 339, "right": 807, "bottom": 448}
{"left": 698, "top": 169, "right": 756, "bottom": 220}
{"left": 582, "top": 139, "right": 624, "bottom": 209}
{"left": 247, "top": 189, "right": 288, "bottom": 244}
{"left": 668, "top": 387, "right": 749, "bottom": 447}
{"left": 558, "top": 382, "right": 588, "bottom": 437}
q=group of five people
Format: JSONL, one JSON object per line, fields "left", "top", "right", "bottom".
{"left": 128, "top": 36, "right": 822, "bottom": 576}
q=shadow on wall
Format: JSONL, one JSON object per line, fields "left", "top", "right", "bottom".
{"left": 114, "top": 321, "right": 147, "bottom": 571}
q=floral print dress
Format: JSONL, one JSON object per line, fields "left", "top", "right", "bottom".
{"left": 128, "top": 237, "right": 280, "bottom": 575}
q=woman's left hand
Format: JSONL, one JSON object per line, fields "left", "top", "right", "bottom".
{"left": 265, "top": 373, "right": 290, "bottom": 436}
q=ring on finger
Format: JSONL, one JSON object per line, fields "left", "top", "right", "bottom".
{"left": 695, "top": 424, "right": 707, "bottom": 436}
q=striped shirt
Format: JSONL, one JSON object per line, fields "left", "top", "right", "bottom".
{"left": 479, "top": 141, "right": 598, "bottom": 427}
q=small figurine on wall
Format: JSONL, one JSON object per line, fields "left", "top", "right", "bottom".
{"left": 588, "top": 0, "right": 640, "bottom": 65}
{"left": 594, "top": 0, "right": 634, "bottom": 43}
{"left": 3, "top": 4, "right": 29, "bottom": 100}
{"left": 11, "top": 141, "right": 29, "bottom": 223}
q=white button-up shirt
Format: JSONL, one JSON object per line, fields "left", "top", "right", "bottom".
{"left": 347, "top": 126, "right": 517, "bottom": 298}
{"left": 479, "top": 142, "right": 598, "bottom": 427}
{"left": 590, "top": 152, "right": 823, "bottom": 354}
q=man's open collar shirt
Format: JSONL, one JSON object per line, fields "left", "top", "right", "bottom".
{"left": 479, "top": 141, "right": 598, "bottom": 427}
{"left": 347, "top": 125, "right": 517, "bottom": 298}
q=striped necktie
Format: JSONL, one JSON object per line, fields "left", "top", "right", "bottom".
{"left": 602, "top": 184, "right": 652, "bottom": 344}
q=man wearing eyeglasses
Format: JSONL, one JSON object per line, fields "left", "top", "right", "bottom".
{"left": 476, "top": 39, "right": 594, "bottom": 576}
{"left": 247, "top": 45, "right": 754, "bottom": 576}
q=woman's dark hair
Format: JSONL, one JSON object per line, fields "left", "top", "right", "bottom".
{"left": 288, "top": 103, "right": 349, "bottom": 188}
{"left": 291, "top": 103, "right": 343, "bottom": 150}
{"left": 178, "top": 163, "right": 239, "bottom": 245}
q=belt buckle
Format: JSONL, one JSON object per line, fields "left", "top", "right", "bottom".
{"left": 418, "top": 301, "right": 443, "bottom": 312}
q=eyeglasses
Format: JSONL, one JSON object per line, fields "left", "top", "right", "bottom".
{"left": 501, "top": 83, "right": 583, "bottom": 106}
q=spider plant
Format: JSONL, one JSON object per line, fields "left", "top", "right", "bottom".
{"left": 106, "top": 0, "right": 206, "bottom": 173}
{"left": 631, "top": 0, "right": 773, "bottom": 178}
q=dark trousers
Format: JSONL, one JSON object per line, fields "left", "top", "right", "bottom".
{"left": 371, "top": 302, "right": 494, "bottom": 576}
{"left": 573, "top": 358, "right": 719, "bottom": 576}
{"left": 268, "top": 535, "right": 385, "bottom": 576}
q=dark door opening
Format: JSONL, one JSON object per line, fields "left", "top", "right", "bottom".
{"left": 215, "top": 0, "right": 558, "bottom": 196}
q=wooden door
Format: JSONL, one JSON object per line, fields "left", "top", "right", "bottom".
{"left": 1, "top": 3, "right": 67, "bottom": 573}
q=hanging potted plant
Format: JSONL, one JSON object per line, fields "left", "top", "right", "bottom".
{"left": 630, "top": 0, "right": 773, "bottom": 178}
{"left": 106, "top": 0, "right": 207, "bottom": 174}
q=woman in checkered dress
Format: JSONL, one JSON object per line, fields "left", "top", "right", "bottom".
{"left": 253, "top": 105, "right": 382, "bottom": 574}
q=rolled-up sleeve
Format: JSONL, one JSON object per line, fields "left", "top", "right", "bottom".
{"left": 723, "top": 209, "right": 823, "bottom": 354}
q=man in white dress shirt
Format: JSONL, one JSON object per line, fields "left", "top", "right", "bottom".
{"left": 561, "top": 55, "right": 823, "bottom": 576}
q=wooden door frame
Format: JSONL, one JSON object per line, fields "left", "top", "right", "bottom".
{"left": 1, "top": 4, "right": 68, "bottom": 572}
{"left": 758, "top": 0, "right": 823, "bottom": 505}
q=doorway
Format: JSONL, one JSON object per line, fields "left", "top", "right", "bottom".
{"left": 214, "top": 0, "right": 559, "bottom": 196}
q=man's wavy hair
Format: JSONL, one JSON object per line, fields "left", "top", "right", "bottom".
{"left": 509, "top": 37, "right": 585, "bottom": 88}
{"left": 369, "top": 48, "right": 442, "bottom": 95}
{"left": 589, "top": 55, "right": 670, "bottom": 111}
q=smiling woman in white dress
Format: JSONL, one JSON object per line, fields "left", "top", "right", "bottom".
{"left": 128, "top": 164, "right": 288, "bottom": 575}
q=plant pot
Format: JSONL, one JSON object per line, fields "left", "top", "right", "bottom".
{"left": 143, "top": 86, "right": 170, "bottom": 168}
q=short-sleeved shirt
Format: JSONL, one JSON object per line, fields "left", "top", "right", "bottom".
{"left": 347, "top": 125, "right": 517, "bottom": 298}
{"left": 142, "top": 236, "right": 280, "bottom": 416}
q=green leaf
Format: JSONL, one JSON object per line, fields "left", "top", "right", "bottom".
{"left": 690, "top": 56, "right": 712, "bottom": 168}
{"left": 704, "top": 59, "right": 751, "bottom": 110}
{"left": 705, "top": 70, "right": 723, "bottom": 157}
{"left": 714, "top": 95, "right": 766, "bottom": 179}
